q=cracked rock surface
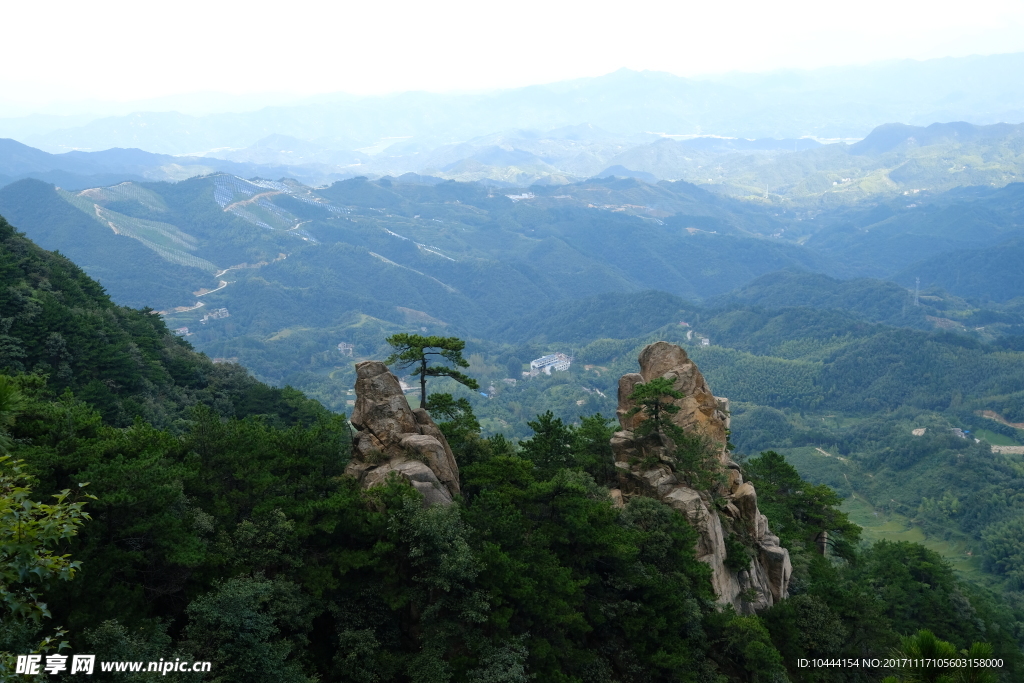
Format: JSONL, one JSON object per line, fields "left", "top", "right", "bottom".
{"left": 344, "top": 361, "right": 460, "bottom": 506}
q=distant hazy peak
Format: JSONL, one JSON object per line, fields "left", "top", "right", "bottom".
{"left": 850, "top": 121, "right": 1024, "bottom": 155}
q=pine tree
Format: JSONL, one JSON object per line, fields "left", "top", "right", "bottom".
{"left": 385, "top": 334, "right": 479, "bottom": 408}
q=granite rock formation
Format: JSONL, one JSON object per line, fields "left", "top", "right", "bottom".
{"left": 344, "top": 360, "right": 460, "bottom": 506}
{"left": 610, "top": 342, "right": 791, "bottom": 614}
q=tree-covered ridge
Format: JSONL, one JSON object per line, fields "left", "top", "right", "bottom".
{"left": 6, "top": 374, "right": 1022, "bottom": 681}
{"left": 0, "top": 213, "right": 325, "bottom": 429}
{"left": 5, "top": 171, "right": 1024, "bottom": 420}
{"left": 0, "top": 220, "right": 1017, "bottom": 679}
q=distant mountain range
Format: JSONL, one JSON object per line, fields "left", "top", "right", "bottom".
{"left": 0, "top": 137, "right": 357, "bottom": 190}
{"left": 1, "top": 166, "right": 1023, "bottom": 410}
{"left": 8, "top": 53, "right": 1024, "bottom": 157}
{"left": 4, "top": 117, "right": 1024, "bottom": 204}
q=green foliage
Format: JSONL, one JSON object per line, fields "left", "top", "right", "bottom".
{"left": 571, "top": 413, "right": 618, "bottom": 486}
{"left": 78, "top": 620, "right": 179, "bottom": 683}
{"left": 460, "top": 460, "right": 720, "bottom": 681}
{"left": 386, "top": 334, "right": 479, "bottom": 407}
{"left": 723, "top": 532, "right": 752, "bottom": 572}
{"left": 706, "top": 610, "right": 788, "bottom": 683}
{"left": 850, "top": 542, "right": 1017, "bottom": 662}
{"left": 515, "top": 411, "right": 617, "bottom": 484}
{"left": 747, "top": 453, "right": 1023, "bottom": 682}
{"left": 1, "top": 455, "right": 94, "bottom": 623}
{"left": 730, "top": 406, "right": 795, "bottom": 453}
{"left": 0, "top": 213, "right": 328, "bottom": 430}
{"left": 517, "top": 411, "right": 576, "bottom": 478}
{"left": 0, "top": 374, "right": 27, "bottom": 451}
{"left": 184, "top": 576, "right": 315, "bottom": 683}
{"left": 626, "top": 377, "right": 684, "bottom": 438}
{"left": 982, "top": 516, "right": 1024, "bottom": 588}
{"left": 885, "top": 629, "right": 998, "bottom": 683}
{"left": 745, "top": 451, "right": 860, "bottom": 559}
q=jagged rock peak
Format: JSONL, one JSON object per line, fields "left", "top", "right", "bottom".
{"left": 616, "top": 341, "right": 729, "bottom": 452}
{"left": 610, "top": 342, "right": 791, "bottom": 614}
{"left": 344, "top": 360, "right": 460, "bottom": 506}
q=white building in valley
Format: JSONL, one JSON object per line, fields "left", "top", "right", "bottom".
{"left": 529, "top": 352, "right": 572, "bottom": 376}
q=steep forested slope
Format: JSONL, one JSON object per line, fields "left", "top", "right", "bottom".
{"left": 0, "top": 212, "right": 324, "bottom": 427}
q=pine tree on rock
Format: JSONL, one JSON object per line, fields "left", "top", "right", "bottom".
{"left": 385, "top": 334, "right": 479, "bottom": 408}
{"left": 626, "top": 377, "right": 684, "bottom": 438}
{"left": 626, "top": 377, "right": 720, "bottom": 489}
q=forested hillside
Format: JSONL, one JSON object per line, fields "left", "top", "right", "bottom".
{"left": 1, "top": 212, "right": 1022, "bottom": 681}
{"left": 0, "top": 213, "right": 322, "bottom": 427}
{"left": 3, "top": 171, "right": 1022, "bottom": 418}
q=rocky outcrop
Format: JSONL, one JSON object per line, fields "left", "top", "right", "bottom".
{"left": 344, "top": 361, "right": 460, "bottom": 506}
{"left": 610, "top": 342, "right": 791, "bottom": 614}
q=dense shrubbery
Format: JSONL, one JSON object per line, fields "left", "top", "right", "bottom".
{"left": 11, "top": 366, "right": 1021, "bottom": 681}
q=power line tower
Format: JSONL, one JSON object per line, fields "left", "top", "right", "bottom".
{"left": 914, "top": 277, "right": 920, "bottom": 307}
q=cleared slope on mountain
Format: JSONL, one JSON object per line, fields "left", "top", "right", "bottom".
{"left": 0, "top": 179, "right": 210, "bottom": 308}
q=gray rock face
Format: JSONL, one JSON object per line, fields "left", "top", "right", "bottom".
{"left": 344, "top": 360, "right": 461, "bottom": 505}
{"left": 611, "top": 342, "right": 791, "bottom": 614}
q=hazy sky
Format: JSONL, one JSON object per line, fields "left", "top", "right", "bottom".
{"left": 5, "top": 0, "right": 1024, "bottom": 114}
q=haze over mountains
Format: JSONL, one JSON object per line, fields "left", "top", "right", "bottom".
{"left": 10, "top": 53, "right": 1024, "bottom": 154}
{"left": 2, "top": 159, "right": 1022, "bottom": 411}
{"left": 1, "top": 53, "right": 1023, "bottom": 198}
{"left": 5, "top": 118, "right": 1024, "bottom": 204}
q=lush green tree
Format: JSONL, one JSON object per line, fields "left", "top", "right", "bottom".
{"left": 1, "top": 454, "right": 93, "bottom": 679}
{"left": 626, "top": 377, "right": 684, "bottom": 438}
{"left": 183, "top": 576, "right": 315, "bottom": 683}
{"left": 460, "top": 457, "right": 721, "bottom": 681}
{"left": 882, "top": 629, "right": 997, "bottom": 683}
{"left": 706, "top": 610, "right": 789, "bottom": 683}
{"left": 745, "top": 450, "right": 861, "bottom": 559}
{"left": 625, "top": 378, "right": 722, "bottom": 489}
{"left": 1, "top": 456, "right": 94, "bottom": 622}
{"left": 425, "top": 392, "right": 499, "bottom": 470}
{"left": 571, "top": 413, "right": 617, "bottom": 485}
{"left": 517, "top": 411, "right": 576, "bottom": 478}
{"left": 0, "top": 375, "right": 27, "bottom": 451}
{"left": 0, "top": 378, "right": 94, "bottom": 628}
{"left": 981, "top": 515, "right": 1024, "bottom": 588}
{"left": 385, "top": 334, "right": 479, "bottom": 407}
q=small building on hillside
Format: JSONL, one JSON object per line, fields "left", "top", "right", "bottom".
{"left": 530, "top": 353, "right": 572, "bottom": 376}
{"left": 337, "top": 342, "right": 355, "bottom": 356}
{"left": 201, "top": 308, "right": 230, "bottom": 324}
{"left": 700, "top": 338, "right": 710, "bottom": 346}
